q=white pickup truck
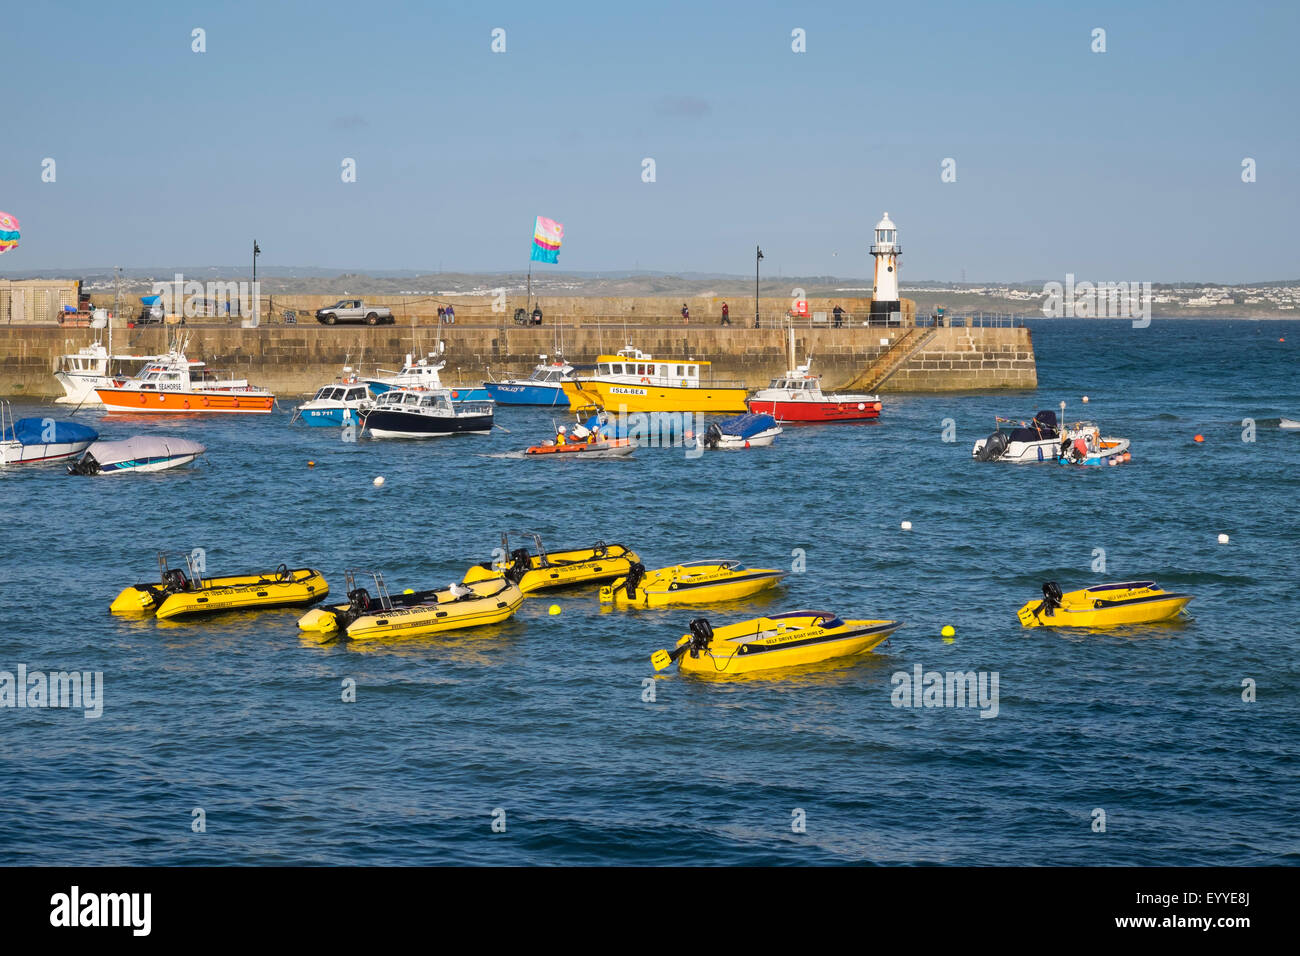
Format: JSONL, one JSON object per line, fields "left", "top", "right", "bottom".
{"left": 314, "top": 300, "right": 395, "bottom": 326}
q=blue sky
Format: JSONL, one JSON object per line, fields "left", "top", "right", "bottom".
{"left": 2, "top": 0, "right": 1296, "bottom": 280}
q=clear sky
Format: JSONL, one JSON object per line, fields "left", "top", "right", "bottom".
{"left": 2, "top": 0, "right": 1296, "bottom": 281}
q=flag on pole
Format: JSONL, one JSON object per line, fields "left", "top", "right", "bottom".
{"left": 530, "top": 216, "right": 564, "bottom": 264}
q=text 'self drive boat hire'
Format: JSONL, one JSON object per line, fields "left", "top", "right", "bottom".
{"left": 972, "top": 410, "right": 1061, "bottom": 463}
{"left": 463, "top": 532, "right": 640, "bottom": 593}
{"left": 67, "top": 436, "right": 205, "bottom": 475}
{"left": 297, "top": 570, "right": 524, "bottom": 641}
{"left": 702, "top": 412, "right": 781, "bottom": 449}
{"left": 652, "top": 612, "right": 901, "bottom": 675}
{"left": 746, "top": 355, "right": 881, "bottom": 423}
{"left": 0, "top": 404, "right": 97, "bottom": 466}
{"left": 94, "top": 346, "right": 274, "bottom": 414}
{"left": 364, "top": 353, "right": 490, "bottom": 401}
{"left": 562, "top": 345, "right": 748, "bottom": 414}
{"left": 599, "top": 560, "right": 785, "bottom": 607}
{"left": 111, "top": 551, "right": 328, "bottom": 620}
{"left": 1017, "top": 581, "right": 1193, "bottom": 629}
{"left": 361, "top": 387, "right": 494, "bottom": 438}
{"left": 290, "top": 368, "right": 373, "bottom": 427}
{"left": 484, "top": 355, "right": 578, "bottom": 406}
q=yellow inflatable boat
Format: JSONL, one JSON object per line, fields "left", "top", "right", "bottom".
{"left": 1017, "top": 580, "right": 1193, "bottom": 628}
{"left": 111, "top": 553, "right": 328, "bottom": 620}
{"left": 652, "top": 611, "right": 900, "bottom": 676}
{"left": 298, "top": 570, "right": 524, "bottom": 641}
{"left": 600, "top": 560, "right": 784, "bottom": 607}
{"left": 463, "top": 532, "right": 639, "bottom": 594}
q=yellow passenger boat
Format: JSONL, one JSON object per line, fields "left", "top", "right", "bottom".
{"left": 463, "top": 532, "right": 639, "bottom": 594}
{"left": 652, "top": 611, "right": 900, "bottom": 676}
{"left": 562, "top": 345, "right": 748, "bottom": 414}
{"left": 599, "top": 560, "right": 784, "bottom": 607}
{"left": 298, "top": 570, "right": 523, "bottom": 641}
{"left": 111, "top": 552, "right": 328, "bottom": 620}
{"left": 1017, "top": 581, "right": 1193, "bottom": 628}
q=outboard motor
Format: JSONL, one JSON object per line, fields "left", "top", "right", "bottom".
{"left": 67, "top": 452, "right": 101, "bottom": 476}
{"left": 686, "top": 618, "right": 714, "bottom": 658}
{"left": 347, "top": 588, "right": 372, "bottom": 615}
{"left": 1033, "top": 581, "right": 1063, "bottom": 618}
{"left": 976, "top": 430, "right": 1010, "bottom": 462}
{"left": 703, "top": 423, "right": 723, "bottom": 450}
{"left": 623, "top": 562, "right": 646, "bottom": 599}
{"left": 161, "top": 568, "right": 190, "bottom": 593}
{"left": 505, "top": 547, "right": 533, "bottom": 584}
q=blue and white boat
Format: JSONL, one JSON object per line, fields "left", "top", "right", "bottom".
{"left": 68, "top": 436, "right": 205, "bottom": 475}
{"left": 292, "top": 370, "right": 374, "bottom": 427}
{"left": 365, "top": 353, "right": 490, "bottom": 402}
{"left": 0, "top": 405, "right": 98, "bottom": 466}
{"left": 483, "top": 356, "right": 576, "bottom": 406}
{"left": 702, "top": 412, "right": 782, "bottom": 450}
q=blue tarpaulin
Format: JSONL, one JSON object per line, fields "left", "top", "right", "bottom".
{"left": 1, "top": 418, "right": 98, "bottom": 445}
{"left": 713, "top": 413, "right": 778, "bottom": 440}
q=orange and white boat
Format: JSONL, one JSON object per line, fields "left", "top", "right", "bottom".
{"left": 94, "top": 346, "right": 274, "bottom": 414}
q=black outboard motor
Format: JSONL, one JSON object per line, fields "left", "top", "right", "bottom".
{"left": 505, "top": 547, "right": 533, "bottom": 584}
{"left": 347, "top": 588, "right": 372, "bottom": 614}
{"left": 976, "top": 430, "right": 1010, "bottom": 462}
{"left": 1033, "top": 581, "right": 1063, "bottom": 618}
{"left": 67, "top": 452, "right": 101, "bottom": 476}
{"left": 623, "top": 562, "right": 646, "bottom": 599}
{"left": 161, "top": 568, "right": 190, "bottom": 593}
{"left": 686, "top": 618, "right": 714, "bottom": 658}
{"left": 703, "top": 423, "right": 723, "bottom": 450}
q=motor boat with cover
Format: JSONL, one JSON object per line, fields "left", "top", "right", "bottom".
{"left": 463, "top": 532, "right": 640, "bottom": 594}
{"left": 561, "top": 345, "right": 748, "bottom": 413}
{"left": 291, "top": 368, "right": 373, "bottom": 427}
{"left": 110, "top": 551, "right": 328, "bottom": 620}
{"left": 702, "top": 412, "right": 781, "bottom": 449}
{"left": 94, "top": 342, "right": 274, "bottom": 414}
{"left": 364, "top": 353, "right": 490, "bottom": 401}
{"left": 361, "top": 387, "right": 494, "bottom": 438}
{"left": 1057, "top": 424, "right": 1131, "bottom": 466}
{"left": 68, "top": 436, "right": 205, "bottom": 475}
{"left": 972, "top": 410, "right": 1061, "bottom": 463}
{"left": 652, "top": 611, "right": 901, "bottom": 676}
{"left": 1017, "top": 581, "right": 1193, "bottom": 628}
{"left": 297, "top": 570, "right": 524, "bottom": 641}
{"left": 599, "top": 560, "right": 784, "bottom": 607}
{"left": 484, "top": 356, "right": 578, "bottom": 406}
{"left": 0, "top": 405, "right": 98, "bottom": 466}
{"left": 745, "top": 353, "right": 881, "bottom": 423}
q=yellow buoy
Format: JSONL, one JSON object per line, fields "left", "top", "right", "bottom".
{"left": 548, "top": 604, "right": 562, "bottom": 616}
{"left": 941, "top": 625, "right": 955, "bottom": 638}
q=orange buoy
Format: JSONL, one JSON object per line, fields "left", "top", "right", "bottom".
{"left": 1194, "top": 434, "right": 1204, "bottom": 443}
{"left": 308, "top": 460, "right": 316, "bottom": 468}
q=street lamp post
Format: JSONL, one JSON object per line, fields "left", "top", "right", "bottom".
{"left": 252, "top": 240, "right": 261, "bottom": 325}
{"left": 755, "top": 245, "right": 764, "bottom": 329}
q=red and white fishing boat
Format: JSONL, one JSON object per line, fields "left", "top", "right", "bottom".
{"left": 94, "top": 343, "right": 274, "bottom": 414}
{"left": 746, "top": 355, "right": 881, "bottom": 423}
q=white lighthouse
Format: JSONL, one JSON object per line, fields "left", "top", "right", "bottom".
{"left": 870, "top": 212, "right": 901, "bottom": 324}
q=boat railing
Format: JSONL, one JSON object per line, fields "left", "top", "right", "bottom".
{"left": 345, "top": 570, "right": 393, "bottom": 611}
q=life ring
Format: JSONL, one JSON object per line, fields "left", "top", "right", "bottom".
{"left": 202, "top": 396, "right": 210, "bottom": 407}
{"left": 183, "top": 399, "right": 190, "bottom": 409}
{"left": 640, "top": 377, "right": 650, "bottom": 385}
{"left": 139, "top": 393, "right": 146, "bottom": 404}
{"left": 857, "top": 402, "right": 865, "bottom": 411}
{"left": 452, "top": 390, "right": 459, "bottom": 399}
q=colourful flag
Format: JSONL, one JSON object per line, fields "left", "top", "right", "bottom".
{"left": 530, "top": 216, "right": 563, "bottom": 264}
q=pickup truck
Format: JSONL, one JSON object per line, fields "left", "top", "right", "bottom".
{"left": 315, "top": 300, "right": 396, "bottom": 326}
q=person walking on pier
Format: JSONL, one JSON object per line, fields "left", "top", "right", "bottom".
{"left": 720, "top": 302, "right": 730, "bottom": 325}
{"left": 833, "top": 305, "right": 844, "bottom": 328}
{"left": 681, "top": 303, "right": 690, "bottom": 324}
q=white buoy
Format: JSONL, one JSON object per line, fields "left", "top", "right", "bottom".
{"left": 1081, "top": 396, "right": 1089, "bottom": 403}
{"left": 1217, "top": 533, "right": 1229, "bottom": 544}
{"left": 901, "top": 521, "right": 913, "bottom": 531}
{"left": 373, "top": 476, "right": 385, "bottom": 487}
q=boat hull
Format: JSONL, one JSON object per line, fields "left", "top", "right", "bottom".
{"left": 601, "top": 564, "right": 784, "bottom": 607}
{"left": 1018, "top": 582, "right": 1193, "bottom": 628}
{"left": 0, "top": 439, "right": 94, "bottom": 465}
{"left": 299, "top": 580, "right": 524, "bottom": 641}
{"left": 95, "top": 387, "right": 274, "bottom": 414}
{"left": 463, "top": 544, "right": 640, "bottom": 593}
{"left": 364, "top": 408, "right": 493, "bottom": 438}
{"left": 675, "top": 618, "right": 899, "bottom": 675}
{"left": 112, "top": 569, "right": 329, "bottom": 619}
{"left": 368, "top": 380, "right": 490, "bottom": 402}
{"left": 294, "top": 405, "right": 366, "bottom": 427}
{"left": 563, "top": 380, "right": 748, "bottom": 414}
{"left": 746, "top": 398, "right": 881, "bottom": 422}
{"left": 1058, "top": 437, "right": 1131, "bottom": 466}
{"left": 484, "top": 382, "right": 567, "bottom": 406}
{"left": 524, "top": 439, "right": 635, "bottom": 458}
{"left": 70, "top": 437, "right": 205, "bottom": 475}
{"left": 55, "top": 371, "right": 112, "bottom": 405}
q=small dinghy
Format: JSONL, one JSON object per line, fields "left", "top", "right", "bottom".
{"left": 298, "top": 570, "right": 523, "bottom": 641}
{"left": 68, "top": 436, "right": 205, "bottom": 475}
{"left": 600, "top": 560, "right": 784, "bottom": 607}
{"left": 1057, "top": 424, "right": 1131, "bottom": 466}
{"left": 1017, "top": 581, "right": 1193, "bottom": 628}
{"left": 1280, "top": 418, "right": 1300, "bottom": 430}
{"left": 524, "top": 435, "right": 635, "bottom": 458}
{"left": 0, "top": 405, "right": 97, "bottom": 466}
{"left": 111, "top": 551, "right": 328, "bottom": 620}
{"left": 703, "top": 412, "right": 781, "bottom": 450}
{"left": 463, "top": 532, "right": 640, "bottom": 594}
{"left": 652, "top": 611, "right": 900, "bottom": 676}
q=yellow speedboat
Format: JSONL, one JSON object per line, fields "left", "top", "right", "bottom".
{"left": 652, "top": 611, "right": 900, "bottom": 676}
{"left": 1017, "top": 580, "right": 1193, "bottom": 628}
{"left": 298, "top": 570, "right": 524, "bottom": 641}
{"left": 600, "top": 560, "right": 784, "bottom": 607}
{"left": 111, "top": 552, "right": 328, "bottom": 620}
{"left": 562, "top": 345, "right": 748, "bottom": 414}
{"left": 463, "top": 532, "right": 639, "bottom": 594}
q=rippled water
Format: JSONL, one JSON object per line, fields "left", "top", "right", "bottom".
{"left": 1, "top": 319, "right": 1296, "bottom": 864}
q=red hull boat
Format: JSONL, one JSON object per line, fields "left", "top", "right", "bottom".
{"left": 746, "top": 356, "right": 881, "bottom": 423}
